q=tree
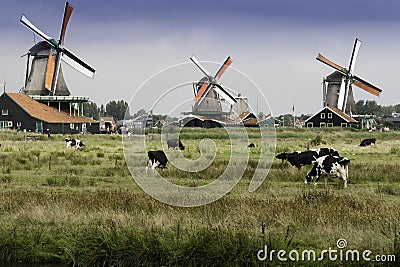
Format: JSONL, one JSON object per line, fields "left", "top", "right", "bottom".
{"left": 354, "top": 100, "right": 381, "bottom": 115}
{"left": 134, "top": 109, "right": 147, "bottom": 118}
{"left": 105, "top": 100, "right": 130, "bottom": 121}
{"left": 99, "top": 104, "right": 105, "bottom": 117}
{"left": 83, "top": 101, "right": 99, "bottom": 120}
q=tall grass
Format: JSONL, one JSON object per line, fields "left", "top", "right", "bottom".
{"left": 0, "top": 129, "right": 399, "bottom": 266}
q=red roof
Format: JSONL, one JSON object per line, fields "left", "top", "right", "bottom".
{"left": 7, "top": 93, "right": 97, "bottom": 123}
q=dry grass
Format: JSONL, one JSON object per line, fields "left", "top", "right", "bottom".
{"left": 0, "top": 128, "right": 399, "bottom": 266}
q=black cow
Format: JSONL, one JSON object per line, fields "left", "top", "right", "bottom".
{"left": 167, "top": 138, "right": 185, "bottom": 150}
{"left": 305, "top": 155, "right": 350, "bottom": 188}
{"left": 147, "top": 150, "right": 168, "bottom": 172}
{"left": 359, "top": 138, "right": 376, "bottom": 147}
{"left": 276, "top": 148, "right": 339, "bottom": 169}
{"left": 247, "top": 143, "right": 255, "bottom": 148}
{"left": 65, "top": 138, "right": 85, "bottom": 148}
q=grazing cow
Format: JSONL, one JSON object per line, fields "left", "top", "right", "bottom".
{"left": 247, "top": 143, "right": 255, "bottom": 148}
{"left": 65, "top": 138, "right": 85, "bottom": 148}
{"left": 305, "top": 155, "right": 350, "bottom": 188}
{"left": 167, "top": 138, "right": 185, "bottom": 150}
{"left": 147, "top": 150, "right": 168, "bottom": 172}
{"left": 275, "top": 148, "right": 339, "bottom": 169}
{"left": 359, "top": 138, "right": 376, "bottom": 146}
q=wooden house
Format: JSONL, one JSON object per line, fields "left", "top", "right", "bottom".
{"left": 0, "top": 92, "right": 99, "bottom": 134}
{"left": 305, "top": 106, "right": 358, "bottom": 128}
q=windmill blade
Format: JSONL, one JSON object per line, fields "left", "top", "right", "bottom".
{"left": 194, "top": 81, "right": 211, "bottom": 102}
{"left": 45, "top": 50, "right": 55, "bottom": 91}
{"left": 196, "top": 84, "right": 214, "bottom": 106}
{"left": 316, "top": 53, "right": 347, "bottom": 75}
{"left": 190, "top": 56, "right": 212, "bottom": 79}
{"left": 59, "top": 2, "right": 74, "bottom": 45}
{"left": 214, "top": 84, "right": 237, "bottom": 105}
{"left": 20, "top": 15, "right": 55, "bottom": 46}
{"left": 342, "top": 77, "right": 352, "bottom": 113}
{"left": 51, "top": 52, "right": 63, "bottom": 95}
{"left": 61, "top": 47, "right": 96, "bottom": 78}
{"left": 352, "top": 75, "right": 382, "bottom": 96}
{"left": 348, "top": 38, "right": 362, "bottom": 74}
{"left": 214, "top": 56, "right": 233, "bottom": 80}
{"left": 337, "top": 76, "right": 347, "bottom": 111}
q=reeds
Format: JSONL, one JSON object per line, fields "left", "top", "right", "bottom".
{"left": 0, "top": 129, "right": 399, "bottom": 266}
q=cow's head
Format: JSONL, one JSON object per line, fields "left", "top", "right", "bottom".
{"left": 275, "top": 152, "right": 287, "bottom": 160}
{"left": 304, "top": 174, "right": 314, "bottom": 185}
{"left": 339, "top": 157, "right": 350, "bottom": 166}
{"left": 179, "top": 142, "right": 185, "bottom": 150}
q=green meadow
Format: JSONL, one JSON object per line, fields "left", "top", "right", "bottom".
{"left": 0, "top": 128, "right": 399, "bottom": 266}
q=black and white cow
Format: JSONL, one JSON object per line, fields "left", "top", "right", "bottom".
{"left": 147, "top": 150, "right": 168, "bottom": 172}
{"left": 305, "top": 155, "right": 350, "bottom": 188}
{"left": 167, "top": 138, "right": 185, "bottom": 150}
{"left": 247, "top": 143, "right": 255, "bottom": 148}
{"left": 275, "top": 148, "right": 339, "bottom": 169}
{"left": 65, "top": 138, "right": 85, "bottom": 148}
{"left": 359, "top": 138, "right": 376, "bottom": 147}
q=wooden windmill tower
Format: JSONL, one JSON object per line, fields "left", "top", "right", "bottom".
{"left": 316, "top": 38, "right": 382, "bottom": 115}
{"left": 20, "top": 1, "right": 95, "bottom": 116}
{"left": 189, "top": 56, "right": 237, "bottom": 120}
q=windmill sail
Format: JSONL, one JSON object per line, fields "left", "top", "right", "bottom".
{"left": 316, "top": 38, "right": 382, "bottom": 115}
{"left": 20, "top": 1, "right": 95, "bottom": 96}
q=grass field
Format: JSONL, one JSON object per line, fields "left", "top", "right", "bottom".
{"left": 0, "top": 128, "right": 399, "bottom": 266}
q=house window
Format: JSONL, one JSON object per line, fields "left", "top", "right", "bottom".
{"left": 7, "top": 121, "right": 12, "bottom": 128}
{"left": 307, "top": 122, "right": 313, "bottom": 128}
{"left": 341, "top": 123, "right": 348, "bottom": 127}
{"left": 327, "top": 123, "right": 334, "bottom": 127}
{"left": 0, "top": 121, "right": 8, "bottom": 128}
{"left": 320, "top": 122, "right": 326, "bottom": 127}
{"left": 70, "top": 123, "right": 74, "bottom": 129}
{"left": 17, "top": 122, "right": 22, "bottom": 127}
{"left": 328, "top": 113, "right": 332, "bottom": 119}
{"left": 320, "top": 113, "right": 325, "bottom": 119}
{"left": 2, "top": 109, "right": 8, "bottom": 115}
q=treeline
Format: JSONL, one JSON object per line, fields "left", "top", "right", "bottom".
{"left": 83, "top": 100, "right": 130, "bottom": 121}
{"left": 83, "top": 100, "right": 177, "bottom": 123}
{"left": 355, "top": 100, "right": 400, "bottom": 117}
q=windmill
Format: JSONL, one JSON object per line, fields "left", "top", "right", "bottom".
{"left": 189, "top": 56, "right": 237, "bottom": 119}
{"left": 20, "top": 1, "right": 95, "bottom": 96}
{"left": 316, "top": 38, "right": 382, "bottom": 115}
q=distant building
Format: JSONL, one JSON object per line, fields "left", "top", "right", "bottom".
{"left": 305, "top": 106, "right": 358, "bottom": 128}
{"left": 0, "top": 92, "right": 99, "bottom": 134}
{"left": 294, "top": 119, "right": 306, "bottom": 128}
{"left": 99, "top": 117, "right": 116, "bottom": 133}
{"left": 386, "top": 117, "right": 400, "bottom": 129}
{"left": 123, "top": 115, "right": 153, "bottom": 129}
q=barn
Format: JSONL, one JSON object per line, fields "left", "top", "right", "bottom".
{"left": 0, "top": 92, "right": 99, "bottom": 134}
{"left": 305, "top": 106, "right": 359, "bottom": 128}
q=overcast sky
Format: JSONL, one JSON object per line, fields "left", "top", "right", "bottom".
{"left": 1, "top": 0, "right": 399, "bottom": 116}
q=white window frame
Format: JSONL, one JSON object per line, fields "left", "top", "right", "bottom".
{"left": 328, "top": 113, "right": 332, "bottom": 119}
{"left": 341, "top": 123, "right": 348, "bottom": 127}
{"left": 70, "top": 123, "right": 74, "bottom": 129}
{"left": 327, "top": 123, "right": 334, "bottom": 127}
{"left": 7, "top": 121, "right": 12, "bottom": 127}
{"left": 320, "top": 113, "right": 325, "bottom": 119}
{"left": 2, "top": 109, "right": 8, "bottom": 116}
{"left": 320, "top": 122, "right": 326, "bottom": 127}
{"left": 16, "top": 122, "right": 22, "bottom": 127}
{"left": 307, "top": 122, "right": 313, "bottom": 128}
